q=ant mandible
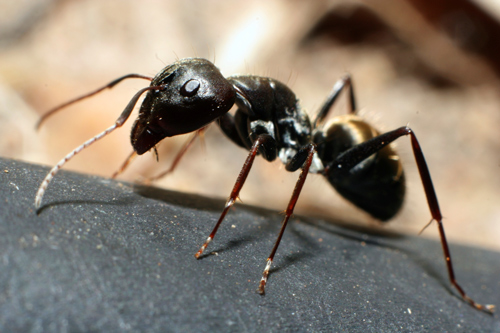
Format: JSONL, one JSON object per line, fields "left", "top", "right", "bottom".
{"left": 34, "top": 58, "right": 494, "bottom": 313}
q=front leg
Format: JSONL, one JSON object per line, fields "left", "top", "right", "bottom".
{"left": 195, "top": 134, "right": 277, "bottom": 259}
{"left": 217, "top": 113, "right": 248, "bottom": 149}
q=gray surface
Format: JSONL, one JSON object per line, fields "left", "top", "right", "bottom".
{"left": 0, "top": 157, "right": 499, "bottom": 332}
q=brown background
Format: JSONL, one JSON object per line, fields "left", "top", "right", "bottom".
{"left": 1, "top": 0, "right": 499, "bottom": 250}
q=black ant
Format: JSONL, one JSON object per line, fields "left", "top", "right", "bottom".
{"left": 35, "top": 58, "right": 494, "bottom": 313}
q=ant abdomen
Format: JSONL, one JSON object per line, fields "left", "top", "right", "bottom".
{"left": 314, "top": 114, "right": 405, "bottom": 220}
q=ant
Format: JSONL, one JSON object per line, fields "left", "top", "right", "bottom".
{"left": 35, "top": 58, "right": 494, "bottom": 313}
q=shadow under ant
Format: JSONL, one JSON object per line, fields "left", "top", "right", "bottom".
{"left": 286, "top": 213, "right": 457, "bottom": 300}
{"left": 136, "top": 180, "right": 408, "bottom": 253}
{"left": 34, "top": 169, "right": 479, "bottom": 310}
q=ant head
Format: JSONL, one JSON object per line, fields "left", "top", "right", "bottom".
{"left": 131, "top": 58, "right": 236, "bottom": 155}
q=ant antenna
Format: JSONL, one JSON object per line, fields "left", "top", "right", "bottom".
{"left": 35, "top": 84, "right": 166, "bottom": 209}
{"left": 36, "top": 74, "right": 152, "bottom": 130}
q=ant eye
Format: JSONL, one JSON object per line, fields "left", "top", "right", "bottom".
{"left": 180, "top": 79, "right": 200, "bottom": 97}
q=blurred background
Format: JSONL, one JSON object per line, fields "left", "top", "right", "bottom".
{"left": 1, "top": 0, "right": 499, "bottom": 250}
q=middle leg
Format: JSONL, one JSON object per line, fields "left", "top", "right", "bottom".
{"left": 195, "top": 134, "right": 277, "bottom": 258}
{"left": 258, "top": 143, "right": 317, "bottom": 294}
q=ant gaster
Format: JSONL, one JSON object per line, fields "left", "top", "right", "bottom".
{"left": 35, "top": 58, "right": 494, "bottom": 313}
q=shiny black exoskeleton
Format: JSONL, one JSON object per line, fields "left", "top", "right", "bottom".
{"left": 131, "top": 59, "right": 237, "bottom": 154}
{"left": 35, "top": 58, "right": 494, "bottom": 313}
{"left": 132, "top": 58, "right": 404, "bottom": 220}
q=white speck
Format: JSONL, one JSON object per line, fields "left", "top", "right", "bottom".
{"left": 408, "top": 308, "right": 411, "bottom": 314}
{"left": 9, "top": 182, "right": 19, "bottom": 190}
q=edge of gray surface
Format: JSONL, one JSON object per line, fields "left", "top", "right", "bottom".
{"left": 0, "top": 157, "right": 499, "bottom": 332}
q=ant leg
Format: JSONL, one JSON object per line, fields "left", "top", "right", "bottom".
{"left": 143, "top": 128, "right": 206, "bottom": 183}
{"left": 258, "top": 144, "right": 316, "bottom": 294}
{"left": 111, "top": 151, "right": 138, "bottom": 179}
{"left": 313, "top": 74, "right": 356, "bottom": 128}
{"left": 407, "top": 129, "right": 494, "bottom": 313}
{"left": 195, "top": 134, "right": 276, "bottom": 259}
{"left": 37, "top": 74, "right": 153, "bottom": 129}
{"left": 217, "top": 113, "right": 248, "bottom": 149}
{"left": 328, "top": 126, "right": 494, "bottom": 313}
{"left": 35, "top": 84, "right": 166, "bottom": 209}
